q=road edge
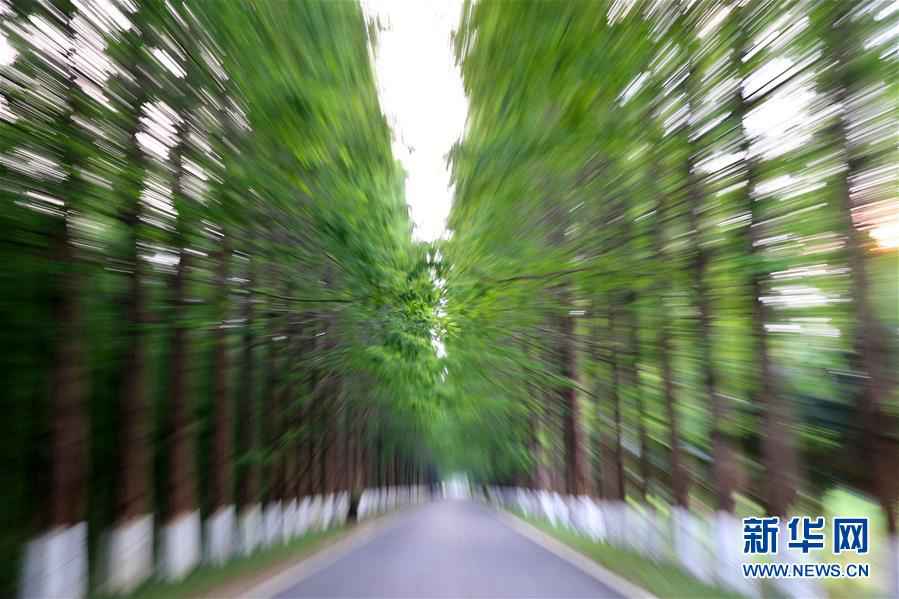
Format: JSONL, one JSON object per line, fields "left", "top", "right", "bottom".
{"left": 242, "top": 505, "right": 419, "bottom": 599}
{"left": 494, "top": 508, "right": 662, "bottom": 599}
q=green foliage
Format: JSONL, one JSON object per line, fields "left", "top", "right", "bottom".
{"left": 442, "top": 0, "right": 898, "bottom": 505}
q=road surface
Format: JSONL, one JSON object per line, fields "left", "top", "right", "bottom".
{"left": 273, "top": 499, "right": 627, "bottom": 598}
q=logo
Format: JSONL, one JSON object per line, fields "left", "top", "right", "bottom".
{"left": 833, "top": 518, "right": 868, "bottom": 555}
{"left": 741, "top": 516, "right": 870, "bottom": 579}
{"left": 743, "top": 516, "right": 779, "bottom": 555}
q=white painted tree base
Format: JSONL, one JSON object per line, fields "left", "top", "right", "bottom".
{"left": 358, "top": 491, "right": 371, "bottom": 520}
{"left": 515, "top": 489, "right": 531, "bottom": 516}
{"left": 159, "top": 511, "right": 201, "bottom": 581}
{"left": 19, "top": 523, "right": 87, "bottom": 599}
{"left": 331, "top": 493, "right": 343, "bottom": 526}
{"left": 772, "top": 525, "right": 824, "bottom": 599}
{"left": 308, "top": 495, "right": 323, "bottom": 530}
{"left": 238, "top": 504, "right": 262, "bottom": 556}
{"left": 713, "top": 512, "right": 759, "bottom": 597}
{"left": 582, "top": 497, "right": 607, "bottom": 542}
{"left": 639, "top": 509, "right": 670, "bottom": 562}
{"left": 536, "top": 491, "right": 552, "bottom": 523}
{"left": 672, "top": 506, "right": 711, "bottom": 583}
{"left": 371, "top": 489, "right": 380, "bottom": 515}
{"left": 296, "top": 497, "right": 312, "bottom": 535}
{"left": 885, "top": 535, "right": 899, "bottom": 598}
{"left": 601, "top": 502, "right": 627, "bottom": 548}
{"left": 321, "top": 494, "right": 335, "bottom": 530}
{"left": 334, "top": 492, "right": 349, "bottom": 525}
{"left": 99, "top": 514, "right": 154, "bottom": 595}
{"left": 204, "top": 505, "right": 235, "bottom": 565}
{"left": 263, "top": 502, "right": 283, "bottom": 547}
{"left": 625, "top": 506, "right": 657, "bottom": 558}
{"left": 282, "top": 499, "right": 298, "bottom": 542}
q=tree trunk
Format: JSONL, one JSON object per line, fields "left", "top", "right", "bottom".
{"left": 559, "top": 305, "right": 585, "bottom": 496}
{"left": 686, "top": 163, "right": 733, "bottom": 512}
{"left": 210, "top": 239, "right": 232, "bottom": 510}
{"left": 375, "top": 434, "right": 384, "bottom": 488}
{"left": 166, "top": 245, "right": 196, "bottom": 517}
{"left": 263, "top": 270, "right": 285, "bottom": 504}
{"left": 821, "top": 5, "right": 898, "bottom": 531}
{"left": 683, "top": 64, "right": 741, "bottom": 514}
{"left": 357, "top": 427, "right": 368, "bottom": 490}
{"left": 650, "top": 177, "right": 688, "bottom": 507}
{"left": 529, "top": 407, "right": 547, "bottom": 489}
{"left": 166, "top": 123, "right": 197, "bottom": 519}
{"left": 236, "top": 260, "right": 259, "bottom": 508}
{"left": 111, "top": 43, "right": 153, "bottom": 525}
{"left": 726, "top": 25, "right": 795, "bottom": 517}
{"left": 43, "top": 0, "right": 91, "bottom": 533}
{"left": 624, "top": 293, "right": 649, "bottom": 500}
{"left": 117, "top": 198, "right": 150, "bottom": 521}
{"left": 48, "top": 219, "right": 88, "bottom": 527}
{"left": 283, "top": 311, "right": 303, "bottom": 501}
{"left": 600, "top": 302, "right": 626, "bottom": 501}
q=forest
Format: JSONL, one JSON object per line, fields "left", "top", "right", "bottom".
{"left": 0, "top": 0, "right": 896, "bottom": 598}
{"left": 444, "top": 1, "right": 897, "bottom": 596}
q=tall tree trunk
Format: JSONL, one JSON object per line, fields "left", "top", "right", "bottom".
{"left": 624, "top": 293, "right": 649, "bottom": 500}
{"left": 821, "top": 4, "right": 898, "bottom": 532}
{"left": 513, "top": 344, "right": 536, "bottom": 488}
{"left": 600, "top": 302, "right": 626, "bottom": 501}
{"left": 43, "top": 0, "right": 90, "bottom": 533}
{"left": 283, "top": 310, "right": 303, "bottom": 501}
{"left": 263, "top": 267, "right": 285, "bottom": 504}
{"left": 357, "top": 425, "right": 368, "bottom": 491}
{"left": 683, "top": 65, "right": 741, "bottom": 514}
{"left": 344, "top": 408, "right": 356, "bottom": 492}
{"left": 298, "top": 316, "right": 324, "bottom": 499}
{"left": 236, "top": 259, "right": 259, "bottom": 508}
{"left": 730, "top": 53, "right": 792, "bottom": 518}
{"left": 650, "top": 176, "right": 688, "bottom": 507}
{"left": 316, "top": 413, "right": 330, "bottom": 495}
{"left": 529, "top": 406, "right": 547, "bottom": 489}
{"left": 559, "top": 307, "right": 585, "bottom": 495}
{"left": 117, "top": 178, "right": 150, "bottom": 523}
{"left": 588, "top": 302, "right": 604, "bottom": 498}
{"left": 540, "top": 319, "right": 565, "bottom": 494}
{"left": 167, "top": 245, "right": 196, "bottom": 517}
{"left": 375, "top": 434, "right": 384, "bottom": 488}
{"left": 210, "top": 238, "right": 232, "bottom": 510}
{"left": 325, "top": 398, "right": 343, "bottom": 492}
{"left": 166, "top": 126, "right": 196, "bottom": 520}
{"left": 48, "top": 218, "right": 88, "bottom": 527}
{"left": 307, "top": 386, "right": 325, "bottom": 497}
{"left": 350, "top": 414, "right": 365, "bottom": 492}
{"left": 685, "top": 163, "right": 729, "bottom": 512}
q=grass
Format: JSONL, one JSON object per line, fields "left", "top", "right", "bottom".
{"left": 90, "top": 524, "right": 350, "bottom": 599}
{"left": 510, "top": 509, "right": 750, "bottom": 599}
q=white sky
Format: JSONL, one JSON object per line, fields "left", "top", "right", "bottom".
{"left": 362, "top": 0, "right": 467, "bottom": 242}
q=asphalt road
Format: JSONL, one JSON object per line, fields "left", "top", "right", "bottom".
{"left": 273, "top": 499, "right": 626, "bottom": 598}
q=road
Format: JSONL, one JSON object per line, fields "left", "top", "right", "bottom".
{"left": 272, "top": 499, "right": 627, "bottom": 598}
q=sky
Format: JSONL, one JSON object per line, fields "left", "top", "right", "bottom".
{"left": 361, "top": 0, "right": 467, "bottom": 243}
